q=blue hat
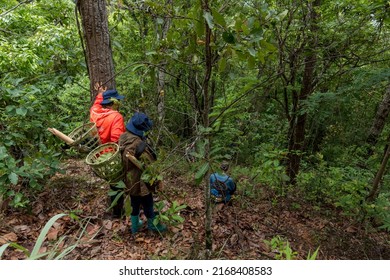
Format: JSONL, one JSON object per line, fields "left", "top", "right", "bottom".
{"left": 126, "top": 112, "right": 153, "bottom": 137}
{"left": 100, "top": 89, "right": 125, "bottom": 105}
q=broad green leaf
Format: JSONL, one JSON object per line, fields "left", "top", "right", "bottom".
{"left": 161, "top": 215, "right": 170, "bottom": 221}
{"left": 195, "top": 162, "right": 209, "bottom": 185}
{"left": 248, "top": 47, "right": 256, "bottom": 57}
{"left": 212, "top": 9, "right": 226, "bottom": 27}
{"left": 107, "top": 191, "right": 124, "bottom": 211}
{"left": 260, "top": 40, "right": 277, "bottom": 52}
{"left": 16, "top": 107, "right": 27, "bottom": 116}
{"left": 278, "top": 10, "right": 288, "bottom": 20}
{"left": 9, "top": 172, "right": 18, "bottom": 185}
{"left": 218, "top": 57, "right": 227, "bottom": 71}
{"left": 195, "top": 18, "right": 205, "bottom": 37}
{"left": 115, "top": 181, "right": 126, "bottom": 189}
{"left": 108, "top": 190, "right": 118, "bottom": 196}
{"left": 222, "top": 31, "right": 236, "bottom": 44}
{"left": 175, "top": 204, "right": 187, "bottom": 211}
{"left": 248, "top": 56, "right": 256, "bottom": 68}
{"left": 203, "top": 12, "right": 214, "bottom": 29}
{"left": 257, "top": 51, "right": 265, "bottom": 63}
{"left": 172, "top": 214, "right": 184, "bottom": 223}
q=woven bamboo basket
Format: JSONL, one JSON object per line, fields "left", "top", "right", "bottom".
{"left": 69, "top": 122, "right": 101, "bottom": 153}
{"left": 85, "top": 143, "right": 124, "bottom": 183}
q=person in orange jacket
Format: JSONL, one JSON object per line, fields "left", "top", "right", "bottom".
{"left": 90, "top": 86, "right": 126, "bottom": 218}
{"left": 90, "top": 87, "right": 126, "bottom": 144}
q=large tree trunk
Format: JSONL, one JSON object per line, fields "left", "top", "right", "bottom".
{"left": 367, "top": 84, "right": 390, "bottom": 154}
{"left": 286, "top": 0, "right": 320, "bottom": 184}
{"left": 156, "top": 0, "right": 172, "bottom": 121}
{"left": 201, "top": 0, "right": 213, "bottom": 257}
{"left": 155, "top": 0, "right": 172, "bottom": 145}
{"left": 77, "top": 0, "right": 116, "bottom": 102}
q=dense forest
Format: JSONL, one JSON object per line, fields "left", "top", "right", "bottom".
{"left": 1, "top": 0, "right": 390, "bottom": 260}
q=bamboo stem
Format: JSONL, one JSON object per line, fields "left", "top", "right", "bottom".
{"left": 47, "top": 128, "right": 75, "bottom": 145}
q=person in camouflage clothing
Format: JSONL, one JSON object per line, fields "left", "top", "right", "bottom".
{"left": 119, "top": 112, "right": 167, "bottom": 234}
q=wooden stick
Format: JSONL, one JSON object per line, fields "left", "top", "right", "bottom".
{"left": 47, "top": 128, "right": 75, "bottom": 145}
{"left": 125, "top": 152, "right": 144, "bottom": 170}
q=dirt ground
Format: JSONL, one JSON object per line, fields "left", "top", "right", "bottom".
{"left": 1, "top": 159, "right": 389, "bottom": 260}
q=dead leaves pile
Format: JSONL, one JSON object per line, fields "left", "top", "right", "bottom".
{"left": 1, "top": 159, "right": 390, "bottom": 260}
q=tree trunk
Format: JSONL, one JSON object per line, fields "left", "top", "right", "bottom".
{"left": 286, "top": 0, "right": 320, "bottom": 184}
{"left": 201, "top": 0, "right": 213, "bottom": 257}
{"left": 367, "top": 84, "right": 390, "bottom": 155}
{"left": 77, "top": 0, "right": 116, "bottom": 102}
{"left": 366, "top": 140, "right": 390, "bottom": 202}
{"left": 156, "top": 0, "right": 172, "bottom": 140}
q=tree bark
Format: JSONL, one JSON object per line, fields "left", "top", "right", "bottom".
{"left": 156, "top": 0, "right": 172, "bottom": 137}
{"left": 77, "top": 0, "right": 116, "bottom": 102}
{"left": 366, "top": 140, "right": 390, "bottom": 202}
{"left": 201, "top": 0, "right": 213, "bottom": 257}
{"left": 367, "top": 84, "right": 390, "bottom": 154}
{"left": 286, "top": 0, "right": 320, "bottom": 184}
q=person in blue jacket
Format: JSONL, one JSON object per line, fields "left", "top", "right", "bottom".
{"left": 210, "top": 161, "right": 236, "bottom": 203}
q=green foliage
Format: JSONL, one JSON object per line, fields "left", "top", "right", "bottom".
{"left": 297, "top": 155, "right": 371, "bottom": 211}
{"left": 264, "top": 235, "right": 320, "bottom": 260}
{"left": 364, "top": 192, "right": 390, "bottom": 232}
{"left": 254, "top": 145, "right": 290, "bottom": 190}
{"left": 141, "top": 160, "right": 164, "bottom": 187}
{"left": 0, "top": 213, "right": 99, "bottom": 260}
{"left": 0, "top": 0, "right": 85, "bottom": 209}
{"left": 107, "top": 180, "right": 126, "bottom": 212}
{"left": 264, "top": 235, "right": 298, "bottom": 260}
{"left": 153, "top": 200, "right": 187, "bottom": 227}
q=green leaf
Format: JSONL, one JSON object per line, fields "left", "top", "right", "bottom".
{"left": 107, "top": 191, "right": 124, "bottom": 211}
{"left": 30, "top": 213, "right": 67, "bottom": 259}
{"left": 247, "top": 56, "right": 256, "bottom": 68}
{"left": 248, "top": 47, "right": 256, "bottom": 57}
{"left": 307, "top": 246, "right": 320, "bottom": 260}
{"left": 203, "top": 11, "right": 214, "bottom": 29}
{"left": 222, "top": 32, "right": 236, "bottom": 44}
{"left": 124, "top": 195, "right": 132, "bottom": 217}
{"left": 195, "top": 18, "right": 205, "bottom": 37}
{"left": 0, "top": 243, "right": 30, "bottom": 259}
{"left": 0, "top": 244, "right": 12, "bottom": 259}
{"left": 108, "top": 190, "right": 118, "bottom": 196}
{"left": 115, "top": 181, "right": 126, "bottom": 189}
{"left": 161, "top": 215, "right": 170, "bottom": 221}
{"left": 172, "top": 214, "right": 184, "bottom": 223}
{"left": 212, "top": 9, "right": 226, "bottom": 27}
{"left": 9, "top": 172, "right": 18, "bottom": 185}
{"left": 195, "top": 162, "right": 209, "bottom": 185}
{"left": 260, "top": 40, "right": 277, "bottom": 52}
{"left": 175, "top": 204, "right": 187, "bottom": 211}
{"left": 16, "top": 107, "right": 28, "bottom": 116}
{"left": 218, "top": 57, "right": 227, "bottom": 71}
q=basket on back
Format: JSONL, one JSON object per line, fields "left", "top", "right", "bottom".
{"left": 85, "top": 142, "right": 124, "bottom": 183}
{"left": 69, "top": 122, "right": 101, "bottom": 153}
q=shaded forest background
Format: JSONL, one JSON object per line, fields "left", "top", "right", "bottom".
{"left": 0, "top": 0, "right": 390, "bottom": 259}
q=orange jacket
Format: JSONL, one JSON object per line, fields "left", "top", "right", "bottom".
{"left": 90, "top": 93, "right": 125, "bottom": 144}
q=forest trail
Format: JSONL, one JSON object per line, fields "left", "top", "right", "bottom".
{"left": 1, "top": 159, "right": 389, "bottom": 260}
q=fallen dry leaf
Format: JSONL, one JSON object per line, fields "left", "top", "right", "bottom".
{"left": 47, "top": 228, "right": 59, "bottom": 241}
{"left": 13, "top": 225, "right": 30, "bottom": 233}
{"left": 0, "top": 232, "right": 18, "bottom": 245}
{"left": 102, "top": 220, "right": 112, "bottom": 230}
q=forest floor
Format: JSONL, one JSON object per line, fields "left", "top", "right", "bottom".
{"left": 1, "top": 158, "right": 390, "bottom": 260}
